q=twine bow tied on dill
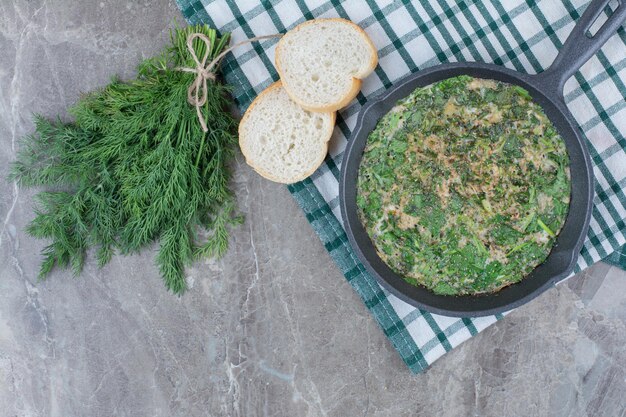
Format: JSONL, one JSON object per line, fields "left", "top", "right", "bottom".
{"left": 177, "top": 32, "right": 282, "bottom": 132}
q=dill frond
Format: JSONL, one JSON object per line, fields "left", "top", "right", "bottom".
{"left": 10, "top": 25, "right": 240, "bottom": 294}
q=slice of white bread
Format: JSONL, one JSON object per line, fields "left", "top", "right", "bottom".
{"left": 275, "top": 18, "right": 378, "bottom": 112}
{"left": 239, "top": 82, "right": 336, "bottom": 184}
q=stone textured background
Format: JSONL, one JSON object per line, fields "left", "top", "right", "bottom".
{"left": 0, "top": 1, "right": 624, "bottom": 416}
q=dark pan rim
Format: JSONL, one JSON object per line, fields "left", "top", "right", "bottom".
{"left": 339, "top": 62, "right": 594, "bottom": 317}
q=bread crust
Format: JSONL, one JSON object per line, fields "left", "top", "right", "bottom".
{"left": 238, "top": 81, "right": 336, "bottom": 184}
{"left": 275, "top": 18, "right": 378, "bottom": 113}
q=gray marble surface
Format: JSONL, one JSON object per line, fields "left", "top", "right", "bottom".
{"left": 0, "top": 1, "right": 625, "bottom": 416}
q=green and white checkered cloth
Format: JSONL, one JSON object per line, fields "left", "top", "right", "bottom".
{"left": 175, "top": 0, "right": 626, "bottom": 373}
{"left": 605, "top": 244, "right": 626, "bottom": 268}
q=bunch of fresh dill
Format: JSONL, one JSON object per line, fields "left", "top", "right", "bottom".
{"left": 10, "top": 25, "right": 241, "bottom": 293}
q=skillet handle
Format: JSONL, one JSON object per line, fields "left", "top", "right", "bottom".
{"left": 537, "top": 0, "right": 626, "bottom": 99}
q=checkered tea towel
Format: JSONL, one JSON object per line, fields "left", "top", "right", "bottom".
{"left": 175, "top": 0, "right": 626, "bottom": 373}
{"left": 605, "top": 243, "right": 626, "bottom": 268}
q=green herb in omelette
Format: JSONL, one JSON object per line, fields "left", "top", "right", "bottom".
{"left": 357, "top": 75, "right": 571, "bottom": 295}
{"left": 9, "top": 25, "right": 240, "bottom": 294}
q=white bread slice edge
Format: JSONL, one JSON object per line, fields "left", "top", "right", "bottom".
{"left": 275, "top": 18, "right": 378, "bottom": 113}
{"left": 238, "top": 81, "right": 336, "bottom": 184}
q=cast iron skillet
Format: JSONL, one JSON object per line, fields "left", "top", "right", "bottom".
{"left": 340, "top": 0, "right": 626, "bottom": 317}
